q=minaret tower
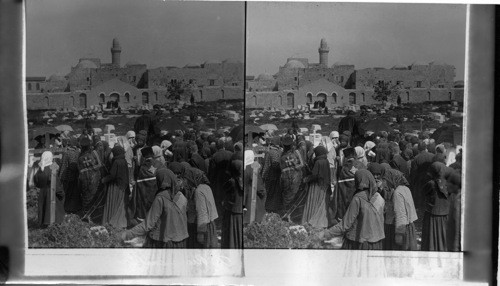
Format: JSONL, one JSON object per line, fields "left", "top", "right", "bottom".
{"left": 111, "top": 38, "right": 122, "bottom": 67}
{"left": 318, "top": 38, "right": 329, "bottom": 67}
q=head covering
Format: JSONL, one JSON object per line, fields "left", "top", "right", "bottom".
{"left": 80, "top": 137, "right": 91, "bottom": 148}
{"left": 111, "top": 145, "right": 125, "bottom": 157}
{"left": 229, "top": 159, "right": 243, "bottom": 178}
{"left": 354, "top": 169, "right": 378, "bottom": 199}
{"left": 339, "top": 134, "right": 349, "bottom": 143}
{"left": 364, "top": 141, "right": 376, "bottom": 152}
{"left": 343, "top": 147, "right": 356, "bottom": 160}
{"left": 141, "top": 146, "right": 154, "bottom": 159}
{"left": 40, "top": 151, "right": 53, "bottom": 172}
{"left": 169, "top": 161, "right": 185, "bottom": 175}
{"left": 355, "top": 146, "right": 366, "bottom": 159}
{"left": 117, "top": 136, "right": 131, "bottom": 150}
{"left": 402, "top": 148, "right": 414, "bottom": 161}
{"left": 435, "top": 144, "right": 446, "bottom": 154}
{"left": 152, "top": 146, "right": 163, "bottom": 159}
{"left": 367, "top": 162, "right": 385, "bottom": 177}
{"left": 429, "top": 161, "right": 448, "bottom": 179}
{"left": 136, "top": 130, "right": 147, "bottom": 142}
{"left": 234, "top": 142, "right": 243, "bottom": 152}
{"left": 156, "top": 168, "right": 178, "bottom": 193}
{"left": 314, "top": 145, "right": 328, "bottom": 157}
{"left": 244, "top": 150, "right": 255, "bottom": 167}
{"left": 329, "top": 131, "right": 340, "bottom": 139}
{"left": 126, "top": 131, "right": 136, "bottom": 139}
{"left": 282, "top": 135, "right": 294, "bottom": 146}
{"left": 161, "top": 140, "right": 172, "bottom": 150}
{"left": 384, "top": 168, "right": 409, "bottom": 189}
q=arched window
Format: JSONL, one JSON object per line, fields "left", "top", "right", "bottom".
{"left": 200, "top": 90, "right": 203, "bottom": 101}
{"left": 221, "top": 90, "right": 225, "bottom": 99}
{"left": 406, "top": 92, "right": 410, "bottom": 102}
{"left": 36, "top": 83, "right": 40, "bottom": 90}
{"left": 349, "top": 92, "right": 356, "bottom": 105}
{"left": 278, "top": 95, "right": 283, "bottom": 106}
{"left": 79, "top": 93, "right": 87, "bottom": 108}
{"left": 317, "top": 92, "right": 327, "bottom": 102}
{"left": 99, "top": 93, "right": 105, "bottom": 104}
{"left": 427, "top": 91, "right": 431, "bottom": 101}
{"left": 124, "top": 92, "right": 130, "bottom": 103}
{"left": 253, "top": 95, "right": 257, "bottom": 106}
{"left": 362, "top": 93, "right": 365, "bottom": 102}
{"left": 449, "top": 92, "right": 452, "bottom": 101}
{"left": 27, "top": 83, "right": 32, "bottom": 91}
{"left": 287, "top": 93, "right": 294, "bottom": 108}
{"left": 142, "top": 92, "right": 149, "bottom": 104}
{"left": 306, "top": 93, "right": 313, "bottom": 103}
{"left": 44, "top": 96, "right": 49, "bottom": 108}
{"left": 110, "top": 93, "right": 119, "bottom": 103}
{"left": 332, "top": 93, "right": 338, "bottom": 103}
{"left": 155, "top": 92, "right": 158, "bottom": 101}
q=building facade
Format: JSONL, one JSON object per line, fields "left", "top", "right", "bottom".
{"left": 246, "top": 38, "right": 464, "bottom": 109}
{"left": 27, "top": 38, "right": 244, "bottom": 110}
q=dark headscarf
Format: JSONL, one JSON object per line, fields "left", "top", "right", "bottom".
{"left": 367, "top": 162, "right": 385, "bottom": 177}
{"left": 156, "top": 168, "right": 178, "bottom": 194}
{"left": 433, "top": 153, "right": 446, "bottom": 164}
{"left": 383, "top": 168, "right": 409, "bottom": 189}
{"left": 354, "top": 169, "right": 378, "bottom": 200}
{"left": 111, "top": 145, "right": 125, "bottom": 158}
{"left": 429, "top": 161, "right": 449, "bottom": 180}
{"left": 314, "top": 145, "right": 328, "bottom": 158}
{"left": 169, "top": 161, "right": 185, "bottom": 176}
{"left": 402, "top": 148, "right": 414, "bottom": 161}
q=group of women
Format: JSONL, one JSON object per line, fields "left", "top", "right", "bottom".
{"left": 250, "top": 125, "right": 462, "bottom": 251}
{"left": 32, "top": 124, "right": 244, "bottom": 249}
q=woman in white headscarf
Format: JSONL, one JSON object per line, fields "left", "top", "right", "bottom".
{"left": 354, "top": 146, "right": 369, "bottom": 167}
{"left": 34, "top": 151, "right": 65, "bottom": 227}
{"left": 116, "top": 136, "right": 134, "bottom": 185}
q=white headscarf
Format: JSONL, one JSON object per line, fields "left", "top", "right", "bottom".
{"left": 244, "top": 150, "right": 255, "bottom": 167}
{"left": 126, "top": 131, "right": 136, "bottom": 139}
{"left": 161, "top": 140, "right": 172, "bottom": 150}
{"left": 40, "top": 151, "right": 53, "bottom": 172}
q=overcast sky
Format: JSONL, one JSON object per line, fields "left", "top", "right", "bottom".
{"left": 26, "top": 0, "right": 244, "bottom": 77}
{"left": 247, "top": 3, "right": 466, "bottom": 81}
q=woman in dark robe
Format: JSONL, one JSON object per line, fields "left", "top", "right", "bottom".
{"left": 261, "top": 137, "right": 283, "bottom": 214}
{"left": 77, "top": 137, "right": 102, "bottom": 214}
{"left": 334, "top": 147, "right": 366, "bottom": 221}
{"left": 58, "top": 137, "right": 81, "bottom": 214}
{"left": 279, "top": 136, "right": 304, "bottom": 222}
{"left": 421, "top": 162, "right": 450, "bottom": 251}
{"left": 301, "top": 146, "right": 330, "bottom": 229}
{"left": 122, "top": 168, "right": 188, "bottom": 248}
{"left": 221, "top": 159, "right": 244, "bottom": 249}
{"left": 320, "top": 169, "right": 385, "bottom": 250}
{"left": 101, "top": 145, "right": 129, "bottom": 229}
{"left": 34, "top": 151, "right": 65, "bottom": 227}
{"left": 129, "top": 147, "right": 157, "bottom": 225}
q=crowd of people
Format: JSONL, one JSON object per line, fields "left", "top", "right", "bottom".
{"left": 29, "top": 109, "right": 244, "bottom": 249}
{"left": 245, "top": 111, "right": 462, "bottom": 251}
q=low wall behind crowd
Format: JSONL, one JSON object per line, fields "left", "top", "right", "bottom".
{"left": 245, "top": 88, "right": 464, "bottom": 109}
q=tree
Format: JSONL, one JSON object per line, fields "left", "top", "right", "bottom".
{"left": 372, "top": 81, "right": 404, "bottom": 103}
{"left": 166, "top": 80, "right": 185, "bottom": 100}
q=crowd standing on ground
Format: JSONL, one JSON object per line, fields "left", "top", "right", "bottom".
{"left": 245, "top": 110, "right": 462, "bottom": 251}
{"left": 29, "top": 109, "right": 243, "bottom": 249}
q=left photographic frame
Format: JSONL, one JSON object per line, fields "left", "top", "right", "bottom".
{"left": 15, "top": 0, "right": 245, "bottom": 280}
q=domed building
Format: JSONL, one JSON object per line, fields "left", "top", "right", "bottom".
{"left": 246, "top": 38, "right": 462, "bottom": 109}
{"left": 26, "top": 37, "right": 244, "bottom": 110}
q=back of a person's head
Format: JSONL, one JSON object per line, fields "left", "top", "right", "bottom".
{"left": 418, "top": 141, "right": 427, "bottom": 152}
{"left": 216, "top": 139, "right": 225, "bottom": 150}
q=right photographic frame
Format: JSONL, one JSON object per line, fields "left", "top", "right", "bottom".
{"left": 244, "top": 2, "right": 466, "bottom": 254}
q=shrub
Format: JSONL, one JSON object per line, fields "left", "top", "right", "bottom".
{"left": 243, "top": 213, "right": 330, "bottom": 249}
{"left": 29, "top": 214, "right": 127, "bottom": 248}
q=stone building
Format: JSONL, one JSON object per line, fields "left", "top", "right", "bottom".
{"left": 27, "top": 38, "right": 243, "bottom": 110}
{"left": 246, "top": 38, "right": 464, "bottom": 109}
